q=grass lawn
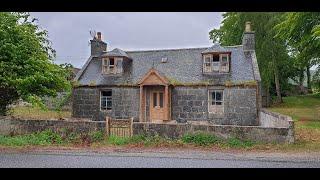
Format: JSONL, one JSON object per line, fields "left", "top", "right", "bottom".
{"left": 267, "top": 94, "right": 320, "bottom": 152}
{"left": 10, "top": 106, "right": 71, "bottom": 120}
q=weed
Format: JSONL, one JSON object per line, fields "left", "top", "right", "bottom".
{"left": 181, "top": 132, "right": 220, "bottom": 146}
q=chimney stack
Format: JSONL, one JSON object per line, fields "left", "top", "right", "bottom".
{"left": 242, "top": 21, "right": 255, "bottom": 52}
{"left": 90, "top": 32, "right": 107, "bottom": 56}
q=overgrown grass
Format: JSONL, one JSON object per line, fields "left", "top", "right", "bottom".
{"left": 0, "top": 129, "right": 256, "bottom": 149}
{"left": 0, "top": 129, "right": 106, "bottom": 147}
{"left": 0, "top": 129, "right": 63, "bottom": 146}
{"left": 10, "top": 106, "right": 71, "bottom": 120}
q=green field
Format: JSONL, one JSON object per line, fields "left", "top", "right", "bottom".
{"left": 267, "top": 94, "right": 320, "bottom": 151}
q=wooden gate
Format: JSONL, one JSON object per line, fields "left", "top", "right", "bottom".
{"left": 106, "top": 117, "right": 133, "bottom": 137}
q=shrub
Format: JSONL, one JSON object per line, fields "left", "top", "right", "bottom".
{"left": 107, "top": 135, "right": 131, "bottom": 145}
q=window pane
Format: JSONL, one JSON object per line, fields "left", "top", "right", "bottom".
{"left": 216, "top": 91, "right": 222, "bottom": 101}
{"left": 159, "top": 93, "right": 163, "bottom": 108}
{"left": 153, "top": 93, "right": 157, "bottom": 107}
{"left": 216, "top": 102, "right": 222, "bottom": 105}
{"left": 212, "top": 62, "right": 219, "bottom": 71}
{"left": 107, "top": 99, "right": 112, "bottom": 110}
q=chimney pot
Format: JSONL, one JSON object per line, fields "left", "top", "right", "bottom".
{"left": 97, "top": 32, "right": 102, "bottom": 41}
{"left": 245, "top": 22, "right": 252, "bottom": 32}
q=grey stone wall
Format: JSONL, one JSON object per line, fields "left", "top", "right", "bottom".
{"left": 0, "top": 117, "right": 105, "bottom": 136}
{"left": 133, "top": 122, "right": 294, "bottom": 144}
{"left": 72, "top": 87, "right": 140, "bottom": 121}
{"left": 171, "top": 86, "right": 258, "bottom": 126}
{"left": 72, "top": 88, "right": 100, "bottom": 120}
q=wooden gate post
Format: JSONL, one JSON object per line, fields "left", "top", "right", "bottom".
{"left": 105, "top": 116, "right": 110, "bottom": 136}
{"left": 130, "top": 117, "right": 134, "bottom": 137}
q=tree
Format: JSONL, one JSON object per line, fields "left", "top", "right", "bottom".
{"left": 209, "top": 12, "right": 292, "bottom": 103}
{"left": 275, "top": 12, "right": 320, "bottom": 93}
{"left": 0, "top": 12, "right": 70, "bottom": 115}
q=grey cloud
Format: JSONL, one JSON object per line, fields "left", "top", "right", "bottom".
{"left": 30, "top": 12, "right": 222, "bottom": 68}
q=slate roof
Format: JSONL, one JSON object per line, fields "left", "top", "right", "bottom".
{"left": 76, "top": 45, "right": 260, "bottom": 86}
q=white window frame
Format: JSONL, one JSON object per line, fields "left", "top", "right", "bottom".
{"left": 100, "top": 90, "right": 112, "bottom": 111}
{"left": 219, "top": 54, "right": 229, "bottom": 72}
{"left": 102, "top": 57, "right": 123, "bottom": 74}
{"left": 203, "top": 54, "right": 212, "bottom": 73}
{"left": 208, "top": 89, "right": 224, "bottom": 115}
{"left": 202, "top": 53, "right": 230, "bottom": 73}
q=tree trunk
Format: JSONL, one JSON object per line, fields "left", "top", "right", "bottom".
{"left": 274, "top": 67, "right": 282, "bottom": 103}
{"left": 271, "top": 46, "right": 282, "bottom": 104}
{"left": 299, "top": 69, "right": 305, "bottom": 94}
{"left": 306, "top": 64, "right": 313, "bottom": 93}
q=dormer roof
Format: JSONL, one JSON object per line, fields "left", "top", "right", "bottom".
{"left": 101, "top": 48, "right": 130, "bottom": 58}
{"left": 201, "top": 43, "right": 231, "bottom": 54}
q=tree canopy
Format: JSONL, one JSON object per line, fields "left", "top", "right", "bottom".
{"left": 0, "top": 12, "right": 70, "bottom": 115}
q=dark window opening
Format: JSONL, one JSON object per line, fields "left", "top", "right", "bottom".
{"left": 153, "top": 93, "right": 157, "bottom": 107}
{"left": 109, "top": 58, "right": 115, "bottom": 66}
{"left": 159, "top": 93, "right": 164, "bottom": 108}
{"left": 212, "top": 54, "right": 219, "bottom": 62}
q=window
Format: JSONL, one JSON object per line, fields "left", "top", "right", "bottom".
{"left": 102, "top": 57, "right": 123, "bottom": 74}
{"left": 208, "top": 90, "right": 224, "bottom": 114}
{"left": 220, "top": 54, "right": 229, "bottom": 72}
{"left": 203, "top": 55, "right": 212, "bottom": 73}
{"left": 202, "top": 53, "right": 230, "bottom": 73}
{"left": 212, "top": 54, "right": 220, "bottom": 72}
{"left": 101, "top": 90, "right": 112, "bottom": 110}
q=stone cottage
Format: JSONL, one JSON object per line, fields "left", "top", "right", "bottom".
{"left": 73, "top": 22, "right": 262, "bottom": 126}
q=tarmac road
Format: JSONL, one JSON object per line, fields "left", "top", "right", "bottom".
{"left": 1, "top": 150, "right": 320, "bottom": 168}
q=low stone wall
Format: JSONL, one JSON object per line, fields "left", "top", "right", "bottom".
{"left": 133, "top": 122, "right": 294, "bottom": 144}
{"left": 0, "top": 109, "right": 295, "bottom": 144}
{"left": 259, "top": 108, "right": 293, "bottom": 128}
{"left": 0, "top": 117, "right": 105, "bottom": 136}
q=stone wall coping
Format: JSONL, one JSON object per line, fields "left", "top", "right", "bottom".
{"left": 133, "top": 122, "right": 290, "bottom": 130}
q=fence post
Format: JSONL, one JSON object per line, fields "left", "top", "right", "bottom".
{"left": 130, "top": 117, "right": 134, "bottom": 137}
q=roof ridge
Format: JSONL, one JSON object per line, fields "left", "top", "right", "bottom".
{"left": 126, "top": 47, "right": 209, "bottom": 53}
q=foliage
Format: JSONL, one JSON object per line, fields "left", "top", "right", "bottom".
{"left": 0, "top": 12, "right": 70, "bottom": 115}
{"left": 274, "top": 12, "right": 320, "bottom": 91}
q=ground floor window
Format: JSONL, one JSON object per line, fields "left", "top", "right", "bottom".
{"left": 101, "top": 90, "right": 112, "bottom": 110}
{"left": 208, "top": 90, "right": 224, "bottom": 115}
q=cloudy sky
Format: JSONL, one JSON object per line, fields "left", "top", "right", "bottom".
{"left": 30, "top": 12, "right": 223, "bottom": 68}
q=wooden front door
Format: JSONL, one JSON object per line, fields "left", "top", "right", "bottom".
{"left": 150, "top": 91, "right": 165, "bottom": 122}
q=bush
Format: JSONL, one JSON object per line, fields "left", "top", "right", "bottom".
{"left": 181, "top": 132, "right": 220, "bottom": 146}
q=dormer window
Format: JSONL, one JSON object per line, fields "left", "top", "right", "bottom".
{"left": 202, "top": 53, "right": 230, "bottom": 73}
{"left": 102, "top": 57, "right": 123, "bottom": 74}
